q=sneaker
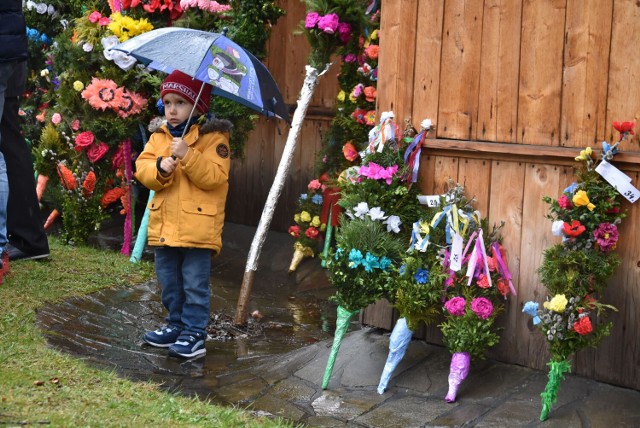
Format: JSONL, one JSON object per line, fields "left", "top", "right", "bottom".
{"left": 168, "top": 333, "right": 206, "bottom": 358}
{"left": 6, "top": 244, "right": 49, "bottom": 262}
{"left": 143, "top": 325, "right": 182, "bottom": 348}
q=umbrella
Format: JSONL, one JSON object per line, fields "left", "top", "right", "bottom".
{"left": 113, "top": 27, "right": 289, "bottom": 123}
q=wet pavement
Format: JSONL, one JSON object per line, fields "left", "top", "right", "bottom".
{"left": 37, "top": 222, "right": 640, "bottom": 427}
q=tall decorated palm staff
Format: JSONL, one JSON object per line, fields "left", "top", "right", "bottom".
{"left": 523, "top": 121, "right": 638, "bottom": 421}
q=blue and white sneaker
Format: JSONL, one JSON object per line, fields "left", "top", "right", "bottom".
{"left": 168, "top": 333, "right": 206, "bottom": 358}
{"left": 143, "top": 325, "right": 181, "bottom": 348}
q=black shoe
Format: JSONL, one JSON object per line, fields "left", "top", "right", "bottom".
{"left": 6, "top": 244, "right": 49, "bottom": 261}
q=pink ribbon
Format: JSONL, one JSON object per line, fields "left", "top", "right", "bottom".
{"left": 491, "top": 241, "right": 516, "bottom": 296}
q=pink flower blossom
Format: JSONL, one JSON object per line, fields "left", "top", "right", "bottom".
{"left": 305, "top": 12, "right": 321, "bottom": 29}
{"left": 317, "top": 13, "right": 339, "bottom": 34}
{"left": 593, "top": 223, "right": 619, "bottom": 252}
{"left": 88, "top": 11, "right": 102, "bottom": 23}
{"left": 71, "top": 119, "right": 81, "bottom": 131}
{"left": 98, "top": 17, "right": 111, "bottom": 26}
{"left": 471, "top": 297, "right": 494, "bottom": 320}
{"left": 74, "top": 131, "right": 95, "bottom": 151}
{"left": 558, "top": 194, "right": 573, "bottom": 209}
{"left": 308, "top": 179, "right": 322, "bottom": 190}
{"left": 87, "top": 142, "right": 109, "bottom": 163}
{"left": 337, "top": 22, "right": 352, "bottom": 44}
{"left": 51, "top": 113, "right": 62, "bottom": 125}
{"left": 444, "top": 296, "right": 466, "bottom": 316}
{"left": 343, "top": 53, "right": 357, "bottom": 63}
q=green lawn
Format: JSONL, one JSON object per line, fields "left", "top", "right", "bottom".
{"left": 0, "top": 237, "right": 295, "bottom": 427}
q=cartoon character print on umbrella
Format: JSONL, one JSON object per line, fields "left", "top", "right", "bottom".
{"left": 207, "top": 46, "right": 247, "bottom": 96}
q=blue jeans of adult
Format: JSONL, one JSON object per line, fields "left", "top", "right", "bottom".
{"left": 0, "top": 63, "right": 14, "bottom": 255}
{"left": 154, "top": 246, "right": 212, "bottom": 337}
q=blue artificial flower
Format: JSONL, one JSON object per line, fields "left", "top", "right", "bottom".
{"left": 414, "top": 268, "right": 429, "bottom": 284}
{"left": 522, "top": 301, "right": 541, "bottom": 325}
{"left": 311, "top": 194, "right": 323, "bottom": 205}
{"left": 379, "top": 256, "right": 392, "bottom": 271}
{"left": 299, "top": 193, "right": 308, "bottom": 200}
{"left": 348, "top": 249, "right": 364, "bottom": 269}
{"left": 26, "top": 27, "right": 40, "bottom": 40}
{"left": 40, "top": 33, "right": 52, "bottom": 45}
{"left": 602, "top": 141, "right": 619, "bottom": 158}
{"left": 52, "top": 77, "right": 60, "bottom": 90}
{"left": 363, "top": 252, "right": 380, "bottom": 273}
{"left": 399, "top": 264, "right": 406, "bottom": 275}
{"left": 334, "top": 247, "right": 344, "bottom": 260}
{"left": 156, "top": 98, "right": 165, "bottom": 115}
{"left": 563, "top": 182, "right": 578, "bottom": 195}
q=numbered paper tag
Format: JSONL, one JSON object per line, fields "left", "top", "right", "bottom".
{"left": 596, "top": 161, "right": 640, "bottom": 203}
{"left": 449, "top": 231, "right": 463, "bottom": 271}
{"left": 418, "top": 195, "right": 440, "bottom": 207}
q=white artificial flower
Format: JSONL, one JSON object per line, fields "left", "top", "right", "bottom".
{"left": 36, "top": 3, "right": 47, "bottom": 14}
{"left": 40, "top": 68, "right": 49, "bottom": 77}
{"left": 384, "top": 215, "right": 402, "bottom": 233}
{"left": 352, "top": 202, "right": 370, "bottom": 219}
{"left": 26, "top": 1, "right": 36, "bottom": 11}
{"left": 82, "top": 43, "right": 94, "bottom": 52}
{"left": 367, "top": 206, "right": 387, "bottom": 221}
{"left": 60, "top": 19, "right": 69, "bottom": 29}
{"left": 551, "top": 220, "right": 565, "bottom": 237}
{"left": 421, "top": 118, "right": 433, "bottom": 130}
{"left": 47, "top": 4, "right": 55, "bottom": 15}
{"left": 379, "top": 111, "right": 394, "bottom": 122}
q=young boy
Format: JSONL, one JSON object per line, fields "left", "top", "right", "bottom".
{"left": 135, "top": 70, "right": 232, "bottom": 358}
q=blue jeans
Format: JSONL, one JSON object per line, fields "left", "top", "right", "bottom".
{"left": 154, "top": 246, "right": 212, "bottom": 336}
{"left": 0, "top": 63, "right": 14, "bottom": 254}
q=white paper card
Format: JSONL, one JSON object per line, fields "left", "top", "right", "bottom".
{"left": 449, "top": 231, "right": 463, "bottom": 271}
{"left": 596, "top": 161, "right": 640, "bottom": 203}
{"left": 418, "top": 195, "right": 440, "bottom": 207}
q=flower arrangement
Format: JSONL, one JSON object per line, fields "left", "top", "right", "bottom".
{"left": 523, "top": 121, "right": 636, "bottom": 421}
{"left": 288, "top": 179, "right": 327, "bottom": 272}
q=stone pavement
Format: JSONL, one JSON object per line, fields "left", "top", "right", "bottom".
{"left": 39, "top": 222, "right": 640, "bottom": 427}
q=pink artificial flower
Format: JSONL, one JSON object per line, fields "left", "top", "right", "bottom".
{"left": 444, "top": 296, "right": 466, "bottom": 317}
{"left": 337, "top": 22, "right": 352, "bottom": 44}
{"left": 288, "top": 225, "right": 300, "bottom": 238}
{"left": 304, "top": 12, "right": 320, "bottom": 29}
{"left": 343, "top": 142, "right": 359, "bottom": 162}
{"left": 317, "top": 13, "right": 339, "bottom": 34}
{"left": 75, "top": 131, "right": 95, "bottom": 151}
{"left": 71, "top": 119, "right": 81, "bottom": 131}
{"left": 343, "top": 53, "right": 357, "bottom": 63}
{"left": 87, "top": 142, "right": 110, "bottom": 163}
{"left": 112, "top": 143, "right": 125, "bottom": 169}
{"left": 98, "top": 17, "right": 111, "bottom": 26}
{"left": 558, "top": 194, "right": 573, "bottom": 209}
{"left": 476, "top": 273, "right": 490, "bottom": 289}
{"left": 51, "top": 113, "right": 62, "bottom": 125}
{"left": 593, "top": 223, "right": 619, "bottom": 252}
{"left": 88, "top": 11, "right": 102, "bottom": 23}
{"left": 305, "top": 226, "right": 320, "bottom": 239}
{"left": 471, "top": 297, "right": 494, "bottom": 320}
{"left": 308, "top": 179, "right": 322, "bottom": 190}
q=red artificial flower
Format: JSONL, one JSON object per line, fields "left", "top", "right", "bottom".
{"left": 288, "top": 225, "right": 300, "bottom": 238}
{"left": 82, "top": 171, "right": 97, "bottom": 197}
{"left": 476, "top": 273, "right": 490, "bottom": 289}
{"left": 101, "top": 187, "right": 127, "bottom": 208}
{"left": 351, "top": 108, "right": 367, "bottom": 124}
{"left": 305, "top": 226, "right": 320, "bottom": 239}
{"left": 557, "top": 194, "right": 573, "bottom": 210}
{"left": 74, "top": 131, "right": 95, "bottom": 151}
{"left": 497, "top": 278, "right": 510, "bottom": 297}
{"left": 573, "top": 316, "right": 593, "bottom": 335}
{"left": 612, "top": 121, "right": 635, "bottom": 140}
{"left": 563, "top": 220, "right": 586, "bottom": 237}
{"left": 87, "top": 142, "right": 110, "bottom": 163}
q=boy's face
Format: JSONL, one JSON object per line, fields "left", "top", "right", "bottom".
{"left": 162, "top": 93, "right": 198, "bottom": 126}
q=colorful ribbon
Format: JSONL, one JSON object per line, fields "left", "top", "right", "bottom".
{"left": 403, "top": 130, "right": 426, "bottom": 183}
{"left": 491, "top": 241, "right": 517, "bottom": 296}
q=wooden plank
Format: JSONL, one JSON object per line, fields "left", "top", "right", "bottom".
{"left": 486, "top": 160, "right": 525, "bottom": 363}
{"left": 476, "top": 0, "right": 522, "bottom": 143}
{"left": 417, "top": 154, "right": 437, "bottom": 195}
{"left": 592, "top": 171, "right": 640, "bottom": 389}
{"left": 605, "top": 0, "right": 640, "bottom": 145}
{"left": 437, "top": 0, "right": 484, "bottom": 140}
{"left": 361, "top": 299, "right": 394, "bottom": 331}
{"left": 411, "top": 0, "right": 444, "bottom": 129}
{"left": 516, "top": 163, "right": 561, "bottom": 369}
{"left": 432, "top": 156, "right": 459, "bottom": 194}
{"left": 561, "top": 0, "right": 613, "bottom": 148}
{"left": 517, "top": 0, "right": 566, "bottom": 146}
{"left": 377, "top": 0, "right": 419, "bottom": 121}
{"left": 457, "top": 158, "right": 491, "bottom": 215}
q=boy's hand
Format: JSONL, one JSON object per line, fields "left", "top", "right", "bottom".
{"left": 159, "top": 156, "right": 177, "bottom": 176}
{"left": 171, "top": 137, "right": 188, "bottom": 159}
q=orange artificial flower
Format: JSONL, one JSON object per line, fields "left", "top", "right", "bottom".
{"left": 82, "top": 171, "right": 97, "bottom": 197}
{"left": 363, "top": 86, "right": 377, "bottom": 102}
{"left": 342, "top": 141, "right": 359, "bottom": 162}
{"left": 364, "top": 44, "right": 379, "bottom": 60}
{"left": 100, "top": 187, "right": 127, "bottom": 208}
{"left": 57, "top": 164, "right": 77, "bottom": 191}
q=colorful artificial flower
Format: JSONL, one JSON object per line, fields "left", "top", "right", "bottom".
{"left": 593, "top": 223, "right": 619, "bottom": 252}
{"left": 444, "top": 296, "right": 466, "bottom": 317}
{"left": 86, "top": 142, "right": 110, "bottom": 163}
{"left": 73, "top": 81, "right": 84, "bottom": 91}
{"left": 572, "top": 190, "right": 595, "bottom": 211}
{"left": 557, "top": 194, "right": 572, "bottom": 209}
{"left": 573, "top": 316, "right": 593, "bottom": 335}
{"left": 343, "top": 142, "right": 359, "bottom": 161}
{"left": 351, "top": 108, "right": 367, "bottom": 124}
{"left": 365, "top": 110, "right": 376, "bottom": 126}
{"left": 543, "top": 294, "right": 568, "bottom": 313}
{"left": 305, "top": 226, "right": 320, "bottom": 239}
{"left": 562, "top": 220, "right": 585, "bottom": 237}
{"left": 471, "top": 297, "right": 493, "bottom": 320}
{"left": 300, "top": 210, "right": 311, "bottom": 223}
{"left": 288, "top": 225, "right": 301, "bottom": 237}
{"left": 476, "top": 273, "right": 490, "bottom": 289}
{"left": 107, "top": 13, "right": 154, "bottom": 42}
{"left": 317, "top": 13, "right": 339, "bottom": 34}
{"left": 74, "top": 131, "right": 95, "bottom": 151}
{"left": 116, "top": 90, "right": 148, "bottom": 118}
{"left": 51, "top": 113, "right": 62, "bottom": 125}
{"left": 304, "top": 11, "right": 320, "bottom": 28}
{"left": 612, "top": 121, "right": 635, "bottom": 140}
{"left": 100, "top": 187, "right": 127, "bottom": 208}
{"left": 57, "top": 164, "right": 77, "bottom": 191}
{"left": 81, "top": 78, "right": 121, "bottom": 111}
{"left": 364, "top": 44, "right": 379, "bottom": 60}
{"left": 337, "top": 22, "right": 352, "bottom": 44}
{"left": 82, "top": 171, "right": 97, "bottom": 197}
{"left": 414, "top": 268, "right": 429, "bottom": 284}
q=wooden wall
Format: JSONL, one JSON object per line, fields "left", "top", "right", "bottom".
{"left": 362, "top": 0, "right": 640, "bottom": 390}
{"left": 225, "top": 0, "right": 338, "bottom": 230}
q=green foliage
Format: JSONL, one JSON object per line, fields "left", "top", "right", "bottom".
{"left": 440, "top": 305, "right": 501, "bottom": 360}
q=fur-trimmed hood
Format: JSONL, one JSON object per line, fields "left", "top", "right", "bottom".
{"left": 200, "top": 118, "right": 233, "bottom": 134}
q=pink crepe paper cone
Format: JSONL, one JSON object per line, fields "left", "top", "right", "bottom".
{"left": 444, "top": 351, "right": 471, "bottom": 403}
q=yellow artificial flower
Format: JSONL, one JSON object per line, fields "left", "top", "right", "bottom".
{"left": 337, "top": 90, "right": 346, "bottom": 102}
{"left": 575, "top": 147, "right": 592, "bottom": 161}
{"left": 311, "top": 216, "right": 321, "bottom": 227}
{"left": 73, "top": 81, "right": 85, "bottom": 91}
{"left": 370, "top": 29, "right": 379, "bottom": 41}
{"left": 294, "top": 213, "right": 300, "bottom": 223}
{"left": 320, "top": 223, "right": 327, "bottom": 232}
{"left": 543, "top": 294, "right": 568, "bottom": 313}
{"left": 300, "top": 211, "right": 311, "bottom": 223}
{"left": 573, "top": 190, "right": 596, "bottom": 211}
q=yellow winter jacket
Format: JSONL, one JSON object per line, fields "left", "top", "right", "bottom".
{"left": 135, "top": 119, "right": 232, "bottom": 253}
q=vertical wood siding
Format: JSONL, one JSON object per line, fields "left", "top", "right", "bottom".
{"left": 365, "top": 0, "right": 640, "bottom": 390}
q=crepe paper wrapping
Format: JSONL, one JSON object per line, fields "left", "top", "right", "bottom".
{"left": 444, "top": 351, "right": 471, "bottom": 403}
{"left": 321, "top": 208, "right": 334, "bottom": 268}
{"left": 320, "top": 187, "right": 341, "bottom": 227}
{"left": 540, "top": 359, "right": 572, "bottom": 421}
{"left": 130, "top": 190, "right": 154, "bottom": 263}
{"left": 322, "top": 305, "right": 360, "bottom": 389}
{"left": 377, "top": 317, "right": 414, "bottom": 394}
{"left": 121, "top": 139, "right": 133, "bottom": 256}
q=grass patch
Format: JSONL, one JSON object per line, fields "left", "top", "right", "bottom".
{"left": 0, "top": 237, "right": 295, "bottom": 427}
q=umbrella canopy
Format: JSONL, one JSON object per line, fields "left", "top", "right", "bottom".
{"left": 114, "top": 27, "right": 289, "bottom": 123}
